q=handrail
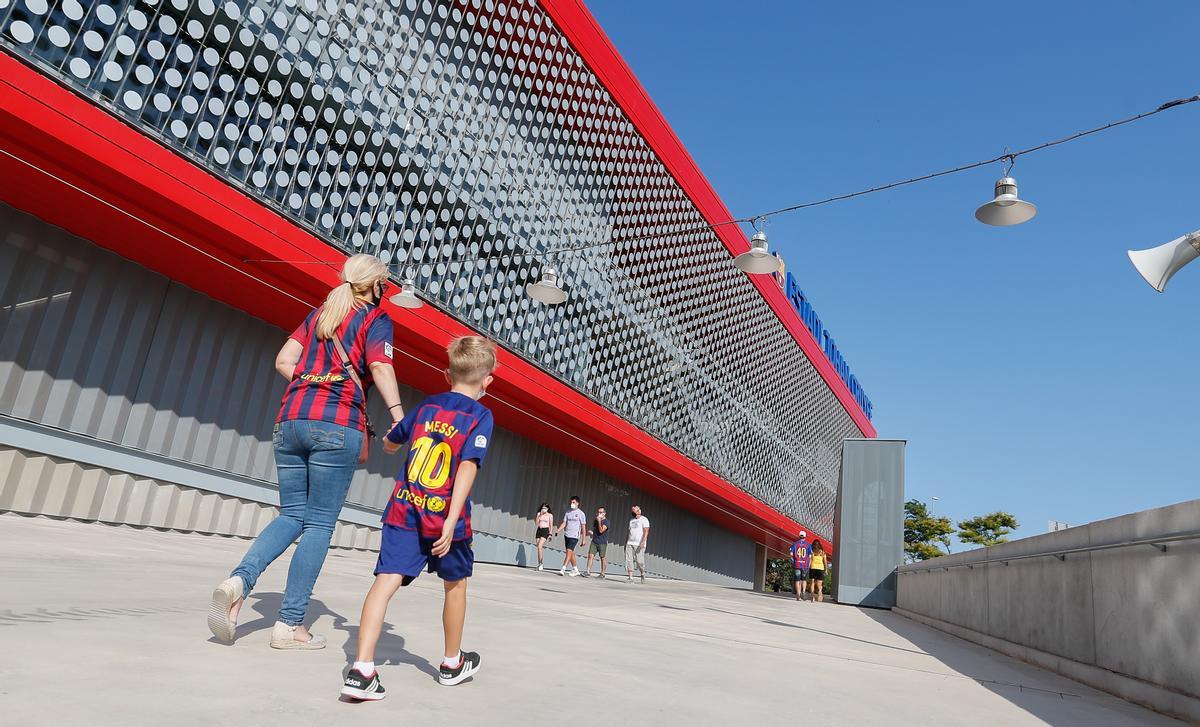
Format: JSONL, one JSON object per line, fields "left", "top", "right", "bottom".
{"left": 898, "top": 529, "right": 1200, "bottom": 574}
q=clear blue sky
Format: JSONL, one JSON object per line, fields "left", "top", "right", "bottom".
{"left": 589, "top": 1, "right": 1200, "bottom": 545}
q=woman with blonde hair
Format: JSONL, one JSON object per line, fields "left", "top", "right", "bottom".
{"left": 208, "top": 254, "right": 405, "bottom": 649}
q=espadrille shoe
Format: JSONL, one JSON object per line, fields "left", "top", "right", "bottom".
{"left": 207, "top": 576, "right": 243, "bottom": 642}
{"left": 270, "top": 621, "right": 327, "bottom": 650}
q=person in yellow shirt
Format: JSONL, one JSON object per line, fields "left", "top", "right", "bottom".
{"left": 808, "top": 540, "right": 829, "bottom": 603}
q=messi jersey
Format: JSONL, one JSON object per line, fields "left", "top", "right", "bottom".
{"left": 383, "top": 392, "right": 494, "bottom": 540}
{"left": 790, "top": 539, "right": 812, "bottom": 570}
{"left": 276, "top": 304, "right": 394, "bottom": 432}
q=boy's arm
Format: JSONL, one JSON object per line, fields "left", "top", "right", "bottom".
{"left": 431, "top": 460, "right": 479, "bottom": 557}
{"left": 382, "top": 408, "right": 416, "bottom": 455}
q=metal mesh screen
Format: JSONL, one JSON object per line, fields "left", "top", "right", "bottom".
{"left": 1, "top": 0, "right": 865, "bottom": 540}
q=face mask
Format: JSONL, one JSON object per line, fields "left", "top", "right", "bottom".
{"left": 569, "top": 503, "right": 578, "bottom": 510}
{"left": 475, "top": 390, "right": 486, "bottom": 400}
{"left": 631, "top": 510, "right": 637, "bottom": 517}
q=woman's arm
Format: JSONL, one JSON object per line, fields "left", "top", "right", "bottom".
{"left": 368, "top": 361, "right": 404, "bottom": 426}
{"left": 275, "top": 339, "right": 303, "bottom": 380}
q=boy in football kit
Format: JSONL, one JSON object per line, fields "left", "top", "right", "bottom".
{"left": 341, "top": 336, "right": 496, "bottom": 701}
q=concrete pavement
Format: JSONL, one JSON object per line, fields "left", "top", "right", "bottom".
{"left": 0, "top": 514, "right": 1179, "bottom": 726}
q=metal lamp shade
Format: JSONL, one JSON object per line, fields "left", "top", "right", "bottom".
{"left": 975, "top": 176, "right": 1037, "bottom": 226}
{"left": 734, "top": 230, "right": 783, "bottom": 274}
{"left": 389, "top": 280, "right": 424, "bottom": 309}
{"left": 526, "top": 267, "right": 568, "bottom": 304}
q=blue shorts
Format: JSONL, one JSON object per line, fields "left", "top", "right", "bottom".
{"left": 795, "top": 569, "right": 809, "bottom": 582}
{"left": 375, "top": 523, "right": 474, "bottom": 583}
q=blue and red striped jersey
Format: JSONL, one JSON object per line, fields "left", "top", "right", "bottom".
{"left": 276, "top": 304, "right": 394, "bottom": 432}
{"left": 790, "top": 539, "right": 812, "bottom": 570}
{"left": 382, "top": 392, "right": 494, "bottom": 541}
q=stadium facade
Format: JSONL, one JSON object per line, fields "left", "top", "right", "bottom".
{"left": 0, "top": 0, "right": 874, "bottom": 588}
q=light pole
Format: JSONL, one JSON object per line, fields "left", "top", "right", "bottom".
{"left": 931, "top": 496, "right": 940, "bottom": 517}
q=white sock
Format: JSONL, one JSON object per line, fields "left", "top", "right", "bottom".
{"left": 353, "top": 661, "right": 375, "bottom": 676}
{"left": 442, "top": 651, "right": 462, "bottom": 668}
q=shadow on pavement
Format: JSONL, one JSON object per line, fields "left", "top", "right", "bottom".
{"left": 0, "top": 605, "right": 201, "bottom": 626}
{"left": 703, "top": 605, "right": 927, "bottom": 655}
{"left": 859, "top": 608, "right": 1101, "bottom": 722}
{"left": 334, "top": 617, "right": 440, "bottom": 681}
{"left": 234, "top": 592, "right": 438, "bottom": 680}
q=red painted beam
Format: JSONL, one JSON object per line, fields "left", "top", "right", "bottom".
{"left": 0, "top": 51, "right": 819, "bottom": 553}
{"left": 540, "top": 0, "right": 875, "bottom": 438}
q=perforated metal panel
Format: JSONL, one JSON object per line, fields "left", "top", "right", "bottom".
{"left": 0, "top": 0, "right": 866, "bottom": 540}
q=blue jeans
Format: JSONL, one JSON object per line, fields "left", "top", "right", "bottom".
{"left": 231, "top": 419, "right": 363, "bottom": 626}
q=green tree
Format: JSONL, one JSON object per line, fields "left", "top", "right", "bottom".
{"left": 957, "top": 512, "right": 1019, "bottom": 546}
{"left": 765, "top": 557, "right": 796, "bottom": 592}
{"left": 904, "top": 499, "right": 953, "bottom": 562}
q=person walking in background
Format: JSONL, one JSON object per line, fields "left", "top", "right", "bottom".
{"left": 533, "top": 502, "right": 554, "bottom": 572}
{"left": 808, "top": 539, "right": 829, "bottom": 603}
{"left": 790, "top": 530, "right": 812, "bottom": 602}
{"left": 208, "top": 254, "right": 404, "bottom": 649}
{"left": 582, "top": 506, "right": 609, "bottom": 578}
{"left": 557, "top": 495, "right": 587, "bottom": 576}
{"left": 625, "top": 505, "right": 650, "bottom": 583}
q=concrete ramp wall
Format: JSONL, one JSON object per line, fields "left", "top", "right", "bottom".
{"left": 896, "top": 499, "right": 1200, "bottom": 723}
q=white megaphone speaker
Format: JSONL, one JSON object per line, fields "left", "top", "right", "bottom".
{"left": 1127, "top": 231, "right": 1200, "bottom": 292}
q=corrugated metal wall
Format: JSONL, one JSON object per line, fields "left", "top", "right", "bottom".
{"left": 0, "top": 203, "right": 754, "bottom": 586}
{"left": 0, "top": 446, "right": 380, "bottom": 550}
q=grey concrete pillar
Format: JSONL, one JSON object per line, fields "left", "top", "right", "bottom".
{"left": 753, "top": 542, "right": 768, "bottom": 592}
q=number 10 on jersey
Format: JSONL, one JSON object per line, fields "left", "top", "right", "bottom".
{"left": 407, "top": 436, "right": 452, "bottom": 490}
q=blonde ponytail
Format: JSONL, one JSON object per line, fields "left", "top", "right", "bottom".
{"left": 315, "top": 254, "right": 389, "bottom": 340}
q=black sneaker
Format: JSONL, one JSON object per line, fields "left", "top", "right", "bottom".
{"left": 439, "top": 651, "right": 481, "bottom": 686}
{"left": 341, "top": 668, "right": 386, "bottom": 701}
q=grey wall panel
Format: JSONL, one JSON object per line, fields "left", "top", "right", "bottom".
{"left": 834, "top": 439, "right": 905, "bottom": 608}
{"left": 897, "top": 499, "right": 1200, "bottom": 720}
{"left": 0, "top": 208, "right": 168, "bottom": 441}
{"left": 120, "top": 281, "right": 286, "bottom": 480}
{"left": 0, "top": 445, "right": 379, "bottom": 550}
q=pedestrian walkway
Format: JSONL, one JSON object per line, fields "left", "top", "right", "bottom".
{"left": 0, "top": 514, "right": 1177, "bottom": 726}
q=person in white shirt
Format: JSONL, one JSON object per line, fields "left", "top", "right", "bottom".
{"left": 556, "top": 495, "right": 587, "bottom": 576}
{"left": 625, "top": 505, "right": 650, "bottom": 584}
